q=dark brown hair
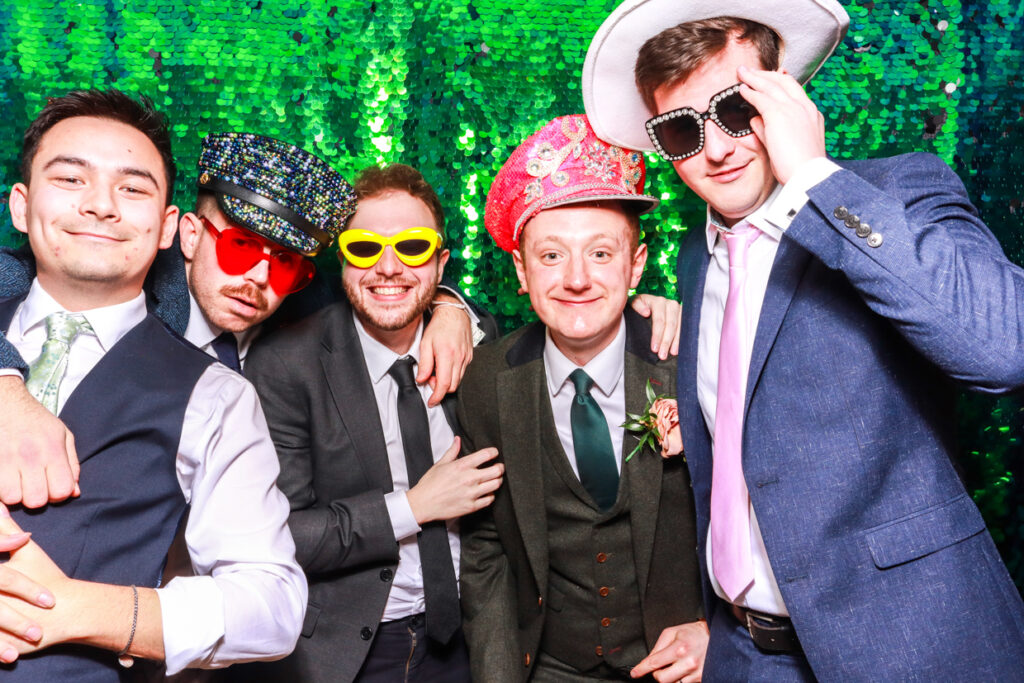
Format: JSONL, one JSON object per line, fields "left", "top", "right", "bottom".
{"left": 352, "top": 163, "right": 445, "bottom": 239}
{"left": 635, "top": 18, "right": 781, "bottom": 112}
{"left": 20, "top": 88, "right": 177, "bottom": 204}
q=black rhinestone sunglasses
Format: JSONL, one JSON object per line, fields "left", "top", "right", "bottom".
{"left": 645, "top": 84, "right": 758, "bottom": 161}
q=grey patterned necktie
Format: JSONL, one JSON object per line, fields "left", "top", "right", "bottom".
{"left": 26, "top": 312, "right": 94, "bottom": 413}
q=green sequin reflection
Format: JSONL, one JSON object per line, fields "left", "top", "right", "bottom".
{"left": 0, "top": 0, "right": 1020, "bottom": 589}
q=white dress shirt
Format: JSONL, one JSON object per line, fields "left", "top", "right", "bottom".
{"left": 352, "top": 314, "right": 462, "bottom": 622}
{"left": 697, "top": 158, "right": 839, "bottom": 615}
{"left": 8, "top": 281, "right": 306, "bottom": 674}
{"left": 544, "top": 317, "right": 627, "bottom": 476}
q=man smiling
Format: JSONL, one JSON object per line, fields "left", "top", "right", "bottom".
{"left": 243, "top": 164, "right": 503, "bottom": 683}
{"left": 0, "top": 89, "right": 304, "bottom": 680}
{"left": 0, "top": 131, "right": 480, "bottom": 510}
{"left": 458, "top": 115, "right": 706, "bottom": 683}
{"left": 583, "top": 0, "right": 1024, "bottom": 678}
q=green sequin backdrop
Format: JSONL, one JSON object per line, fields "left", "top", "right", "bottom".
{"left": 0, "top": 0, "right": 1021, "bottom": 588}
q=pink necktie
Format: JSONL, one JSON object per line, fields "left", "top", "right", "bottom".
{"left": 711, "top": 221, "right": 760, "bottom": 601}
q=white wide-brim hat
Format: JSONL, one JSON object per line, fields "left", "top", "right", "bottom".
{"left": 582, "top": 0, "right": 850, "bottom": 151}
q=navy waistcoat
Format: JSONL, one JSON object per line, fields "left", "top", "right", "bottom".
{"left": 0, "top": 295, "right": 213, "bottom": 682}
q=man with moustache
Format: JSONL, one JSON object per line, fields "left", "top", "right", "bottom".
{"left": 0, "top": 89, "right": 305, "bottom": 680}
{"left": 0, "top": 131, "right": 483, "bottom": 510}
{"left": 582, "top": 0, "right": 1024, "bottom": 679}
{"left": 241, "top": 163, "right": 503, "bottom": 682}
{"left": 458, "top": 116, "right": 706, "bottom": 683}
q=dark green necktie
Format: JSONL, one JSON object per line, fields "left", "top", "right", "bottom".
{"left": 569, "top": 369, "right": 619, "bottom": 511}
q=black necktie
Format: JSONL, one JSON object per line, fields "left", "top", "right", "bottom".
{"left": 569, "top": 369, "right": 619, "bottom": 511}
{"left": 211, "top": 332, "right": 241, "bottom": 373}
{"left": 387, "top": 356, "right": 460, "bottom": 644}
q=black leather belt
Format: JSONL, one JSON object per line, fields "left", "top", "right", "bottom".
{"left": 727, "top": 603, "right": 802, "bottom": 653}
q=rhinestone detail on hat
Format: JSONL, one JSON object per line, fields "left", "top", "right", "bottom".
{"left": 198, "top": 132, "right": 356, "bottom": 255}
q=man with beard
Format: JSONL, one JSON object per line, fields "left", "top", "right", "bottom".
{"left": 0, "top": 89, "right": 305, "bottom": 680}
{"left": 0, "top": 132, "right": 485, "bottom": 510}
{"left": 241, "top": 163, "right": 503, "bottom": 682}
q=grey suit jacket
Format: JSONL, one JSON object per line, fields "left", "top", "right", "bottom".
{"left": 242, "top": 298, "right": 482, "bottom": 683}
{"left": 458, "top": 309, "right": 702, "bottom": 683}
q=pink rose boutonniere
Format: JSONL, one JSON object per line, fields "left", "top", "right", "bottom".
{"left": 622, "top": 380, "right": 684, "bottom": 461}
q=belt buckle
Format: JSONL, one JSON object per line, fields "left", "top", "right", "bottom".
{"left": 744, "top": 610, "right": 764, "bottom": 640}
{"left": 743, "top": 610, "right": 797, "bottom": 653}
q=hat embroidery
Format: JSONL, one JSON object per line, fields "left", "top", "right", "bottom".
{"left": 524, "top": 117, "right": 589, "bottom": 193}
{"left": 522, "top": 118, "right": 643, "bottom": 201}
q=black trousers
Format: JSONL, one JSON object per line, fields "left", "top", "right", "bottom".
{"left": 355, "top": 613, "right": 471, "bottom": 683}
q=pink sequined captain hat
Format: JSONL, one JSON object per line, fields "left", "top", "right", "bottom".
{"left": 485, "top": 114, "right": 659, "bottom": 253}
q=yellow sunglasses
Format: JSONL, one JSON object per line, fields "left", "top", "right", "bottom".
{"left": 338, "top": 227, "right": 444, "bottom": 268}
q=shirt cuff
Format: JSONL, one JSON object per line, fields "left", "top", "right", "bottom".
{"left": 157, "top": 576, "right": 225, "bottom": 674}
{"left": 435, "top": 285, "right": 485, "bottom": 345}
{"left": 764, "top": 157, "right": 841, "bottom": 232}
{"left": 0, "top": 369, "right": 24, "bottom": 380}
{"left": 384, "top": 490, "right": 421, "bottom": 542}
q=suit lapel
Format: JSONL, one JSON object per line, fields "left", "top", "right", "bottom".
{"left": 744, "top": 234, "right": 811, "bottom": 412}
{"left": 440, "top": 392, "right": 461, "bottom": 438}
{"left": 676, "top": 229, "right": 712, "bottom": 466}
{"left": 497, "top": 339, "right": 550, "bottom": 595}
{"left": 321, "top": 304, "right": 394, "bottom": 492}
{"left": 623, "top": 322, "right": 673, "bottom": 598}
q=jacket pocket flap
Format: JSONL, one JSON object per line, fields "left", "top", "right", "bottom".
{"left": 866, "top": 494, "right": 985, "bottom": 569}
{"left": 301, "top": 603, "right": 321, "bottom": 638}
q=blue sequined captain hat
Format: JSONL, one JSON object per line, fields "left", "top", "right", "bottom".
{"left": 197, "top": 133, "right": 356, "bottom": 256}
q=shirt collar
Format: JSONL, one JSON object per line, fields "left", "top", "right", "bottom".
{"left": 18, "top": 280, "right": 147, "bottom": 352}
{"left": 704, "top": 182, "right": 785, "bottom": 254}
{"left": 353, "top": 311, "right": 425, "bottom": 385}
{"left": 544, "top": 316, "right": 626, "bottom": 399}
{"left": 184, "top": 292, "right": 219, "bottom": 349}
{"left": 183, "top": 292, "right": 261, "bottom": 360}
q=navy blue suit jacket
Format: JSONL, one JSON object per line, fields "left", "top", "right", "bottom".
{"left": 677, "top": 153, "right": 1024, "bottom": 679}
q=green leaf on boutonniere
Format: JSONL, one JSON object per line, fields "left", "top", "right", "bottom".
{"left": 622, "top": 380, "right": 678, "bottom": 462}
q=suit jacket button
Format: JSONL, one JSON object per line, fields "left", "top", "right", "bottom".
{"left": 380, "top": 568, "right": 393, "bottom": 582}
{"left": 833, "top": 206, "right": 849, "bottom": 219}
{"left": 537, "top": 595, "right": 543, "bottom": 606}
{"left": 599, "top": 586, "right": 611, "bottom": 597}
{"left": 856, "top": 222, "right": 872, "bottom": 238}
{"left": 844, "top": 214, "right": 860, "bottom": 229}
{"left": 360, "top": 626, "right": 374, "bottom": 640}
{"left": 595, "top": 645, "right": 604, "bottom": 656}
{"left": 524, "top": 653, "right": 531, "bottom": 667}
{"left": 867, "top": 233, "right": 884, "bottom": 248}
{"left": 601, "top": 617, "right": 612, "bottom": 627}
{"left": 596, "top": 552, "right": 608, "bottom": 563}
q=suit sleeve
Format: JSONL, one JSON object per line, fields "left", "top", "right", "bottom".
{"left": 246, "top": 341, "right": 399, "bottom": 576}
{"left": 456, "top": 365, "right": 523, "bottom": 683}
{"left": 0, "top": 246, "right": 34, "bottom": 375}
{"left": 787, "top": 153, "right": 1024, "bottom": 393}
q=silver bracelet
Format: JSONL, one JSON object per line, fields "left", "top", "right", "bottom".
{"left": 117, "top": 585, "right": 139, "bottom": 659}
{"left": 431, "top": 300, "right": 469, "bottom": 314}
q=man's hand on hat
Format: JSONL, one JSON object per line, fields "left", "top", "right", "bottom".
{"left": 417, "top": 295, "right": 474, "bottom": 407}
{"left": 737, "top": 66, "right": 827, "bottom": 186}
{"left": 0, "top": 377, "right": 80, "bottom": 510}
